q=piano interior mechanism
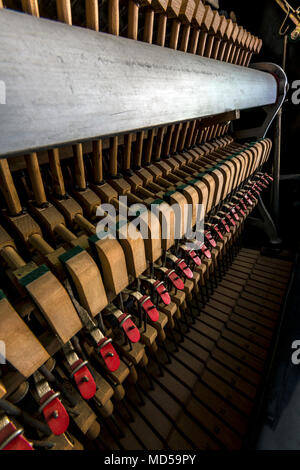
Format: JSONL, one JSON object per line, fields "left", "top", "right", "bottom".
{"left": 0, "top": 0, "right": 295, "bottom": 451}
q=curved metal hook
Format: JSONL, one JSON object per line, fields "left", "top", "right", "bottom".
{"left": 234, "top": 62, "right": 288, "bottom": 140}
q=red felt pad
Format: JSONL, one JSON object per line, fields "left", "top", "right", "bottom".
{"left": 243, "top": 194, "right": 253, "bottom": 206}
{"left": 187, "top": 250, "right": 201, "bottom": 266}
{"left": 200, "top": 243, "right": 211, "bottom": 259}
{"left": 98, "top": 339, "right": 120, "bottom": 372}
{"left": 205, "top": 231, "right": 217, "bottom": 248}
{"left": 0, "top": 422, "right": 33, "bottom": 451}
{"left": 257, "top": 180, "right": 267, "bottom": 189}
{"left": 260, "top": 176, "right": 269, "bottom": 186}
{"left": 167, "top": 270, "right": 184, "bottom": 290}
{"left": 224, "top": 213, "right": 236, "bottom": 226}
{"left": 248, "top": 191, "right": 257, "bottom": 202}
{"left": 118, "top": 313, "right": 140, "bottom": 342}
{"left": 72, "top": 360, "right": 96, "bottom": 400}
{"left": 219, "top": 219, "right": 230, "bottom": 233}
{"left": 154, "top": 280, "right": 171, "bottom": 305}
{"left": 251, "top": 186, "right": 260, "bottom": 196}
{"left": 235, "top": 205, "right": 246, "bottom": 217}
{"left": 265, "top": 173, "right": 273, "bottom": 182}
{"left": 212, "top": 225, "right": 223, "bottom": 240}
{"left": 140, "top": 296, "right": 159, "bottom": 322}
{"left": 176, "top": 259, "right": 193, "bottom": 279}
{"left": 40, "top": 390, "right": 69, "bottom": 436}
{"left": 230, "top": 207, "right": 239, "bottom": 221}
{"left": 238, "top": 199, "right": 247, "bottom": 211}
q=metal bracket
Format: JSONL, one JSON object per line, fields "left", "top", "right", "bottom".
{"left": 234, "top": 62, "right": 288, "bottom": 140}
{"left": 234, "top": 63, "right": 288, "bottom": 246}
{"left": 247, "top": 196, "right": 282, "bottom": 246}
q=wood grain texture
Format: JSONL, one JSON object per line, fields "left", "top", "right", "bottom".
{"left": 25, "top": 270, "right": 82, "bottom": 343}
{"left": 0, "top": 297, "right": 49, "bottom": 377}
{"left": 64, "top": 250, "right": 108, "bottom": 316}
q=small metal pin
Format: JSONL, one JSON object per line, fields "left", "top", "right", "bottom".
{"left": 81, "top": 376, "right": 89, "bottom": 383}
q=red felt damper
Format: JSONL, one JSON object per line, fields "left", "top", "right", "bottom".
{"left": 0, "top": 422, "right": 33, "bottom": 450}
{"left": 212, "top": 225, "right": 223, "bottom": 240}
{"left": 187, "top": 250, "right": 202, "bottom": 266}
{"left": 98, "top": 338, "right": 120, "bottom": 372}
{"left": 238, "top": 199, "right": 248, "bottom": 211}
{"left": 257, "top": 180, "right": 267, "bottom": 189}
{"left": 253, "top": 183, "right": 262, "bottom": 193}
{"left": 219, "top": 219, "right": 230, "bottom": 233}
{"left": 167, "top": 270, "right": 184, "bottom": 290}
{"left": 139, "top": 296, "right": 159, "bottom": 322}
{"left": 118, "top": 313, "right": 140, "bottom": 342}
{"left": 224, "top": 213, "right": 236, "bottom": 227}
{"left": 235, "top": 205, "right": 246, "bottom": 217}
{"left": 260, "top": 176, "right": 269, "bottom": 186}
{"left": 176, "top": 259, "right": 193, "bottom": 279}
{"left": 200, "top": 243, "right": 211, "bottom": 259}
{"left": 154, "top": 280, "right": 171, "bottom": 305}
{"left": 243, "top": 194, "right": 253, "bottom": 206}
{"left": 250, "top": 186, "right": 260, "bottom": 196}
{"left": 205, "top": 231, "right": 217, "bottom": 248}
{"left": 230, "top": 207, "right": 239, "bottom": 221}
{"left": 40, "top": 390, "right": 69, "bottom": 436}
{"left": 247, "top": 191, "right": 257, "bottom": 202}
{"left": 71, "top": 359, "right": 96, "bottom": 400}
{"left": 265, "top": 173, "right": 273, "bottom": 182}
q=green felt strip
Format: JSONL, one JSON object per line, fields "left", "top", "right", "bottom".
{"left": 18, "top": 265, "right": 49, "bottom": 287}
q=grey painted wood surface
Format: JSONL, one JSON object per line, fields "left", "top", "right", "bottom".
{"left": 0, "top": 9, "right": 277, "bottom": 157}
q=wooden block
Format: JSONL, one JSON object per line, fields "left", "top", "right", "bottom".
{"left": 0, "top": 294, "right": 49, "bottom": 377}
{"left": 107, "top": 359, "right": 130, "bottom": 385}
{"left": 29, "top": 202, "right": 65, "bottom": 235}
{"left": 150, "top": 310, "right": 168, "bottom": 341}
{"left": 72, "top": 187, "right": 101, "bottom": 218}
{"left": 118, "top": 226, "right": 147, "bottom": 281}
{"left": 17, "top": 265, "right": 82, "bottom": 343}
{"left": 6, "top": 212, "right": 41, "bottom": 245}
{"left": 89, "top": 237, "right": 129, "bottom": 297}
{"left": 201, "top": 5, "right": 214, "bottom": 31}
{"left": 152, "top": 200, "right": 175, "bottom": 252}
{"left": 179, "top": 0, "right": 196, "bottom": 24}
{"left": 159, "top": 301, "right": 177, "bottom": 327}
{"left": 191, "top": 0, "right": 206, "bottom": 28}
{"left": 59, "top": 246, "right": 108, "bottom": 316}
{"left": 70, "top": 234, "right": 89, "bottom": 250}
{"left": 92, "top": 368, "right": 114, "bottom": 405}
{"left": 0, "top": 225, "right": 16, "bottom": 251}
{"left": 43, "top": 246, "right": 66, "bottom": 279}
{"left": 231, "top": 23, "right": 240, "bottom": 43}
{"left": 139, "top": 323, "right": 157, "bottom": 347}
{"left": 166, "top": 0, "right": 181, "bottom": 17}
{"left": 0, "top": 380, "right": 6, "bottom": 398}
{"left": 151, "top": 0, "right": 169, "bottom": 13}
{"left": 117, "top": 341, "right": 145, "bottom": 366}
{"left": 210, "top": 10, "right": 221, "bottom": 35}
{"left": 141, "top": 210, "right": 162, "bottom": 263}
{"left": 217, "top": 15, "right": 227, "bottom": 38}
{"left": 91, "top": 182, "right": 117, "bottom": 205}
{"left": 171, "top": 290, "right": 186, "bottom": 306}
{"left": 52, "top": 196, "right": 83, "bottom": 226}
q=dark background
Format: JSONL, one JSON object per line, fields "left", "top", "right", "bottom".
{"left": 221, "top": 0, "right": 300, "bottom": 249}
